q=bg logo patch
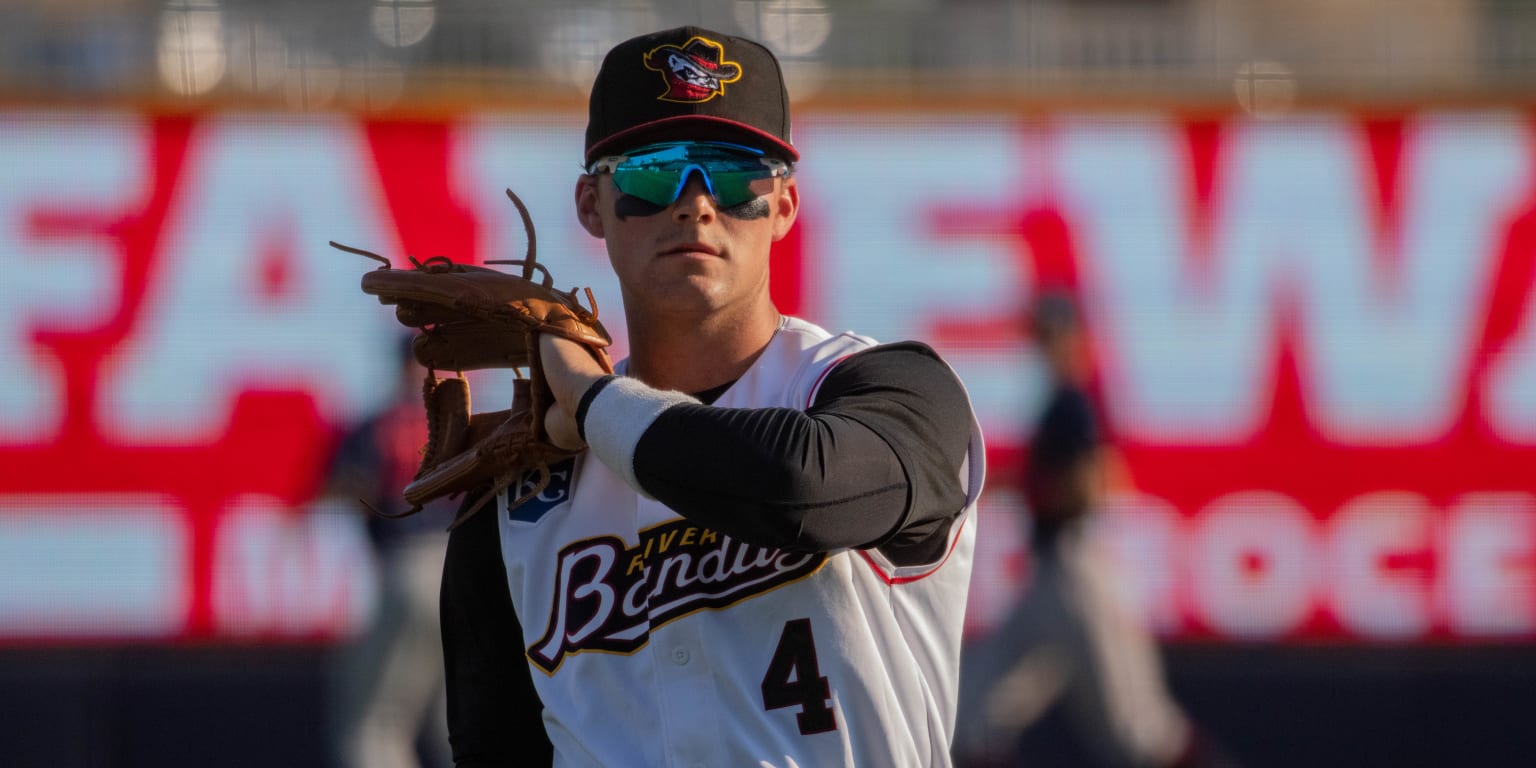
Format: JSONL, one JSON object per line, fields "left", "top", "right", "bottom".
{"left": 507, "top": 457, "right": 576, "bottom": 524}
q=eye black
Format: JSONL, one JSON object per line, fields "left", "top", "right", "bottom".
{"left": 720, "top": 197, "right": 770, "bottom": 220}
{"left": 614, "top": 194, "right": 668, "bottom": 219}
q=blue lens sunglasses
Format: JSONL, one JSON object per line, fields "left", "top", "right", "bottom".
{"left": 587, "top": 141, "right": 792, "bottom": 209}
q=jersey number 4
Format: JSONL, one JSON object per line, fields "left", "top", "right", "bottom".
{"left": 760, "top": 618, "right": 837, "bottom": 735}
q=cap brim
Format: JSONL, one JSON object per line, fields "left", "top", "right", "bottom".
{"left": 585, "top": 115, "right": 799, "bottom": 165}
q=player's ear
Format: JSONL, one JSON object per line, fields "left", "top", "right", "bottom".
{"left": 575, "top": 174, "right": 606, "bottom": 238}
{"left": 770, "top": 176, "right": 799, "bottom": 241}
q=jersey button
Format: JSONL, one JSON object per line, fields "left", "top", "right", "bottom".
{"left": 671, "top": 647, "right": 691, "bottom": 665}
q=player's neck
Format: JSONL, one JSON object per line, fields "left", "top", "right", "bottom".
{"left": 624, "top": 301, "right": 781, "bottom": 394}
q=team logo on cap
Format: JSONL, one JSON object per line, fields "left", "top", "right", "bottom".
{"left": 643, "top": 36, "right": 742, "bottom": 103}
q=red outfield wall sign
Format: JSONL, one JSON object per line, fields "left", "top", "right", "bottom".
{"left": 1, "top": 110, "right": 1533, "bottom": 644}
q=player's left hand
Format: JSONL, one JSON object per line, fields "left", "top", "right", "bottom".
{"left": 538, "top": 333, "right": 612, "bottom": 451}
{"left": 541, "top": 391, "right": 584, "bottom": 452}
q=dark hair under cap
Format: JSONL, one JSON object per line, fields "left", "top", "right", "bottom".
{"left": 1029, "top": 290, "right": 1081, "bottom": 342}
{"left": 585, "top": 26, "right": 798, "bottom": 165}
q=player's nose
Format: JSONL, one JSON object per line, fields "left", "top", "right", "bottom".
{"left": 671, "top": 171, "right": 717, "bottom": 221}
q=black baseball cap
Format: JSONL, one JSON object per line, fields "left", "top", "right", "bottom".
{"left": 584, "top": 26, "right": 798, "bottom": 166}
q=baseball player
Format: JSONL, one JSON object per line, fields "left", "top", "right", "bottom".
{"left": 438, "top": 26, "right": 986, "bottom": 768}
{"left": 952, "top": 292, "right": 1230, "bottom": 768}
{"left": 322, "top": 338, "right": 453, "bottom": 768}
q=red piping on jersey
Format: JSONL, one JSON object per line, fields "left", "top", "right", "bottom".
{"left": 804, "top": 353, "right": 856, "bottom": 408}
{"left": 857, "top": 511, "right": 970, "bottom": 585}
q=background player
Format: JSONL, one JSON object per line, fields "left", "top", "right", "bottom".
{"left": 322, "top": 337, "right": 454, "bottom": 768}
{"left": 953, "top": 291, "right": 1232, "bottom": 768}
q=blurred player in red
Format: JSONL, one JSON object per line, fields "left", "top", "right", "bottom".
{"left": 323, "top": 337, "right": 454, "bottom": 768}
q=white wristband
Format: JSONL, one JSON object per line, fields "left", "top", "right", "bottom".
{"left": 582, "top": 377, "right": 699, "bottom": 495}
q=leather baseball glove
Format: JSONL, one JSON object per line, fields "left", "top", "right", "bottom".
{"left": 332, "top": 189, "right": 614, "bottom": 529}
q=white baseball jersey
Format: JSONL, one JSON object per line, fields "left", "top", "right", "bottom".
{"left": 496, "top": 316, "right": 985, "bottom": 767}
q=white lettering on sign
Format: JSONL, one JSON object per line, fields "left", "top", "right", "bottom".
{"left": 1306, "top": 115, "right": 1529, "bottom": 441}
{"left": 1054, "top": 114, "right": 1531, "bottom": 442}
{"left": 0, "top": 494, "right": 187, "bottom": 637}
{"left": 212, "top": 495, "right": 379, "bottom": 637}
{"left": 102, "top": 115, "right": 401, "bottom": 440}
{"left": 800, "top": 116, "right": 1042, "bottom": 444}
{"left": 1052, "top": 117, "right": 1263, "bottom": 440}
{"left": 1189, "top": 491, "right": 1316, "bottom": 639}
{"left": 1443, "top": 492, "right": 1536, "bottom": 637}
{"left": 0, "top": 113, "right": 144, "bottom": 441}
{"left": 1489, "top": 324, "right": 1536, "bottom": 444}
{"left": 1072, "top": 489, "right": 1536, "bottom": 641}
{"left": 1327, "top": 492, "right": 1435, "bottom": 639}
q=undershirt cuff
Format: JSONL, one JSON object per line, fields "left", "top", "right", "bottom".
{"left": 581, "top": 376, "right": 700, "bottom": 494}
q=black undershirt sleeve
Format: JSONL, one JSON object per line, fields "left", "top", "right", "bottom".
{"left": 440, "top": 487, "right": 552, "bottom": 767}
{"left": 631, "top": 341, "right": 972, "bottom": 564}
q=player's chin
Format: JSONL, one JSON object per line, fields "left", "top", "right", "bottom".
{"left": 645, "top": 277, "right": 735, "bottom": 313}
{"left": 647, "top": 258, "right": 729, "bottom": 287}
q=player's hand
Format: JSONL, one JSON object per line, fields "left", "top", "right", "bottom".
{"left": 539, "top": 333, "right": 611, "bottom": 448}
{"left": 542, "top": 398, "right": 584, "bottom": 452}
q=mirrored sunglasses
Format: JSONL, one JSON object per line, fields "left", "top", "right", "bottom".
{"left": 587, "top": 141, "right": 791, "bottom": 209}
